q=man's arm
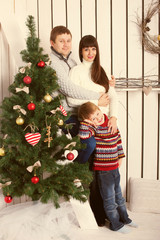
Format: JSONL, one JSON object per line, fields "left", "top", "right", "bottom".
{"left": 51, "top": 59, "right": 100, "bottom": 100}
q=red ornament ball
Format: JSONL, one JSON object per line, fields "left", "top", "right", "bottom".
{"left": 67, "top": 152, "right": 74, "bottom": 160}
{"left": 27, "top": 103, "right": 35, "bottom": 110}
{"left": 37, "top": 61, "right": 45, "bottom": 68}
{"left": 31, "top": 176, "right": 39, "bottom": 184}
{"left": 4, "top": 195, "right": 13, "bottom": 203}
{"left": 23, "top": 76, "right": 32, "bottom": 84}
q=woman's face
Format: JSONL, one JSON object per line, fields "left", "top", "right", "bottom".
{"left": 82, "top": 46, "right": 96, "bottom": 62}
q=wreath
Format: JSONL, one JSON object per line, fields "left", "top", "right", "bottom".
{"left": 137, "top": 1, "right": 160, "bottom": 54}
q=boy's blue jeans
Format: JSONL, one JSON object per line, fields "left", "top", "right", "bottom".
{"left": 96, "top": 168, "right": 131, "bottom": 231}
{"left": 64, "top": 115, "right": 96, "bottom": 163}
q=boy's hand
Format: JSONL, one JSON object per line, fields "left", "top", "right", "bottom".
{"left": 118, "top": 158, "right": 122, "bottom": 167}
{"left": 108, "top": 116, "right": 117, "bottom": 134}
{"left": 83, "top": 119, "right": 97, "bottom": 128}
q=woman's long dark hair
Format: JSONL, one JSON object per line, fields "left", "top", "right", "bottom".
{"left": 79, "top": 35, "right": 109, "bottom": 92}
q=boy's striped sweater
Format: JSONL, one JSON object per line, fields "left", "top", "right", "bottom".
{"left": 79, "top": 115, "right": 125, "bottom": 171}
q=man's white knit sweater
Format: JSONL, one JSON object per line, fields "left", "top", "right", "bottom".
{"left": 67, "top": 59, "right": 118, "bottom": 118}
{"left": 50, "top": 49, "right": 100, "bottom": 113}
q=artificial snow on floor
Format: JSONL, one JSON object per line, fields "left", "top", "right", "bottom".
{"left": 0, "top": 198, "right": 159, "bottom": 240}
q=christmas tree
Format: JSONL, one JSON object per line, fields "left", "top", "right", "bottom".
{"left": 0, "top": 16, "right": 92, "bottom": 207}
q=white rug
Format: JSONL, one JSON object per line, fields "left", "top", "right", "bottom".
{"left": 0, "top": 199, "right": 159, "bottom": 240}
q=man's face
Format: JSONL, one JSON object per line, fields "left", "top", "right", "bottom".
{"left": 50, "top": 33, "right": 72, "bottom": 57}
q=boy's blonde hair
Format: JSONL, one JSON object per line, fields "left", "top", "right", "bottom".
{"left": 78, "top": 102, "right": 100, "bottom": 120}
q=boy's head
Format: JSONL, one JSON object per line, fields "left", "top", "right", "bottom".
{"left": 78, "top": 102, "right": 104, "bottom": 126}
{"left": 50, "top": 26, "right": 72, "bottom": 57}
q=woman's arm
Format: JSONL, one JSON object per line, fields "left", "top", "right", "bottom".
{"left": 108, "top": 86, "right": 118, "bottom": 134}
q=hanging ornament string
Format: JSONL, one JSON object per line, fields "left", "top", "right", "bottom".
{"left": 24, "top": 124, "right": 41, "bottom": 146}
{"left": 24, "top": 124, "right": 39, "bottom": 133}
{"left": 44, "top": 117, "right": 53, "bottom": 148}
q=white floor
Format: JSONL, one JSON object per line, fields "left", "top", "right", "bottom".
{"left": 0, "top": 199, "right": 159, "bottom": 240}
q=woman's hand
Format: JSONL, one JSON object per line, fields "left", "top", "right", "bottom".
{"left": 108, "top": 116, "right": 117, "bottom": 134}
{"left": 109, "top": 75, "right": 116, "bottom": 87}
{"left": 98, "top": 93, "right": 110, "bottom": 107}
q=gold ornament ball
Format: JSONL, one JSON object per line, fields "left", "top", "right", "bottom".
{"left": 16, "top": 116, "right": 24, "bottom": 125}
{"left": 44, "top": 93, "right": 52, "bottom": 103}
{"left": 0, "top": 147, "right": 5, "bottom": 156}
{"left": 58, "top": 119, "right": 64, "bottom": 126}
{"left": 158, "top": 35, "right": 160, "bottom": 41}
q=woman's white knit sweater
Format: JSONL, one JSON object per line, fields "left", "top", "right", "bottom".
{"left": 67, "top": 59, "right": 118, "bottom": 118}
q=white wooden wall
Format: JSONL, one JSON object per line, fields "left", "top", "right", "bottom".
{"left": 0, "top": 0, "right": 160, "bottom": 204}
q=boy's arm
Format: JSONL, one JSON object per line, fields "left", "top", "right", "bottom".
{"left": 79, "top": 122, "right": 96, "bottom": 139}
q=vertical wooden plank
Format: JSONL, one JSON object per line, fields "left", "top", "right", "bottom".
{"left": 67, "top": 0, "right": 81, "bottom": 63}
{"left": 0, "top": 24, "right": 2, "bottom": 104}
{"left": 144, "top": 92, "right": 158, "bottom": 179}
{"left": 97, "top": 0, "right": 111, "bottom": 77}
{"left": 127, "top": 1, "right": 142, "bottom": 187}
{"left": 52, "top": 0, "right": 66, "bottom": 27}
{"left": 158, "top": 93, "right": 160, "bottom": 180}
{"left": 38, "top": 0, "right": 52, "bottom": 54}
{"left": 112, "top": 0, "right": 127, "bottom": 196}
{"left": 81, "top": 0, "right": 95, "bottom": 37}
{"left": 117, "top": 91, "right": 127, "bottom": 197}
{"left": 1, "top": 29, "right": 10, "bottom": 99}
{"left": 143, "top": 0, "right": 158, "bottom": 179}
{"left": 14, "top": 0, "right": 28, "bottom": 38}
{"left": 26, "top": 0, "right": 38, "bottom": 36}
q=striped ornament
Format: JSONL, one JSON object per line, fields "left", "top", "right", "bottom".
{"left": 60, "top": 105, "right": 67, "bottom": 116}
{"left": 25, "top": 133, "right": 41, "bottom": 146}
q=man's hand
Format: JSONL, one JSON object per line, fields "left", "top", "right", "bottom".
{"left": 109, "top": 75, "right": 116, "bottom": 87}
{"left": 108, "top": 116, "right": 117, "bottom": 134}
{"left": 98, "top": 93, "right": 110, "bottom": 107}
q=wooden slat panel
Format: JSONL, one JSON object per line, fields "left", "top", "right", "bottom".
{"left": 143, "top": 0, "right": 158, "bottom": 179}
{"left": 1, "top": 29, "right": 10, "bottom": 99}
{"left": 81, "top": 0, "right": 95, "bottom": 37}
{"left": 112, "top": 0, "right": 127, "bottom": 196}
{"left": 52, "top": 0, "right": 66, "bottom": 27}
{"left": 15, "top": 0, "right": 28, "bottom": 38}
{"left": 26, "top": 0, "right": 38, "bottom": 36}
{"left": 144, "top": 93, "right": 158, "bottom": 179}
{"left": 128, "top": 0, "right": 143, "bottom": 187}
{"left": 97, "top": 0, "right": 111, "bottom": 76}
{"left": 117, "top": 91, "right": 127, "bottom": 197}
{"left": 0, "top": 24, "right": 2, "bottom": 104}
{"left": 67, "top": 0, "right": 81, "bottom": 64}
{"left": 38, "top": 0, "right": 52, "bottom": 54}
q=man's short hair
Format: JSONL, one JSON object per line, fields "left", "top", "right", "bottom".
{"left": 50, "top": 26, "right": 72, "bottom": 42}
{"left": 78, "top": 102, "right": 100, "bottom": 120}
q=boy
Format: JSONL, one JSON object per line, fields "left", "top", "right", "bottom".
{"left": 78, "top": 102, "right": 137, "bottom": 233}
